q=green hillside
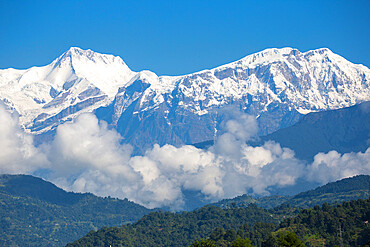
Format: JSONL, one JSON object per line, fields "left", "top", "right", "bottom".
{"left": 285, "top": 175, "right": 370, "bottom": 208}
{"left": 211, "top": 175, "right": 370, "bottom": 209}
{"left": 0, "top": 174, "right": 152, "bottom": 246}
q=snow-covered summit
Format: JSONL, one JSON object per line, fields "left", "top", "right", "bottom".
{"left": 0, "top": 47, "right": 137, "bottom": 132}
{"left": 48, "top": 47, "right": 135, "bottom": 96}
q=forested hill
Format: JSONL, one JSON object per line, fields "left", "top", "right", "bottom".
{"left": 190, "top": 198, "right": 370, "bottom": 247}
{"left": 0, "top": 174, "right": 152, "bottom": 247}
{"left": 211, "top": 175, "right": 370, "bottom": 209}
{"left": 67, "top": 198, "right": 370, "bottom": 247}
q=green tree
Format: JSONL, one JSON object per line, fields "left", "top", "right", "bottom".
{"left": 262, "top": 234, "right": 278, "bottom": 247}
{"left": 210, "top": 227, "right": 226, "bottom": 241}
{"left": 277, "top": 231, "right": 305, "bottom": 247}
{"left": 224, "top": 229, "right": 237, "bottom": 242}
{"left": 231, "top": 238, "right": 253, "bottom": 247}
{"left": 191, "top": 239, "right": 216, "bottom": 247}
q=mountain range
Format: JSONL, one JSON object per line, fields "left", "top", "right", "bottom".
{"left": 1, "top": 47, "right": 369, "bottom": 152}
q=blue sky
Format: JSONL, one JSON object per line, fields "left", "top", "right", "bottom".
{"left": 1, "top": 0, "right": 369, "bottom": 75}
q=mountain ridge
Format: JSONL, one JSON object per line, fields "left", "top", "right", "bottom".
{"left": 210, "top": 174, "right": 370, "bottom": 209}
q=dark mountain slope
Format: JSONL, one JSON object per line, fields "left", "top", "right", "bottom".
{"left": 0, "top": 174, "right": 84, "bottom": 205}
{"left": 259, "top": 101, "right": 370, "bottom": 161}
{"left": 195, "top": 102, "right": 370, "bottom": 161}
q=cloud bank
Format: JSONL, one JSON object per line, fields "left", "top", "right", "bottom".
{"left": 0, "top": 103, "right": 369, "bottom": 209}
{"left": 0, "top": 103, "right": 48, "bottom": 174}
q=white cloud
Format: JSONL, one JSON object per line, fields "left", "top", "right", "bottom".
{"left": 47, "top": 114, "right": 136, "bottom": 178}
{"left": 307, "top": 149, "right": 370, "bottom": 184}
{"left": 0, "top": 103, "right": 48, "bottom": 174}
{"left": 0, "top": 106, "right": 369, "bottom": 210}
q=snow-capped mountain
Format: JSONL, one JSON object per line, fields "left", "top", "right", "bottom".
{"left": 0, "top": 47, "right": 369, "bottom": 151}
{"left": 0, "top": 47, "right": 135, "bottom": 133}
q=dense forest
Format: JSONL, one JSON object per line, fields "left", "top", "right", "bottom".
{"left": 190, "top": 198, "right": 370, "bottom": 246}
{"left": 68, "top": 198, "right": 370, "bottom": 247}
{"left": 0, "top": 175, "right": 152, "bottom": 246}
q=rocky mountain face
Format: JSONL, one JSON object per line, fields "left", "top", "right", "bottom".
{"left": 1, "top": 47, "right": 369, "bottom": 152}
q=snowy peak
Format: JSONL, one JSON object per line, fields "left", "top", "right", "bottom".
{"left": 0, "top": 47, "right": 138, "bottom": 132}
{"left": 222, "top": 47, "right": 337, "bottom": 69}
{"left": 303, "top": 47, "right": 335, "bottom": 58}
{"left": 50, "top": 47, "right": 135, "bottom": 95}
{"left": 226, "top": 47, "right": 300, "bottom": 68}
{"left": 52, "top": 47, "right": 130, "bottom": 70}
